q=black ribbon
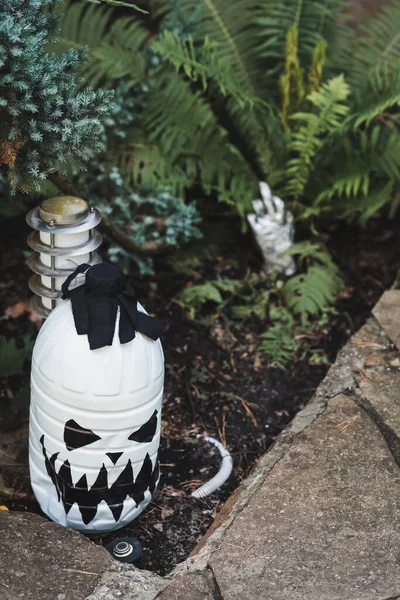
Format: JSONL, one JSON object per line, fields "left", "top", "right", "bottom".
{"left": 62, "top": 263, "right": 165, "bottom": 350}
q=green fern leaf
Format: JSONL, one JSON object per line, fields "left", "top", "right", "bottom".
{"left": 316, "top": 126, "right": 400, "bottom": 212}
{"left": 156, "top": 31, "right": 256, "bottom": 107}
{"left": 54, "top": 1, "right": 148, "bottom": 87}
{"left": 285, "top": 74, "right": 350, "bottom": 199}
{"left": 349, "top": 181, "right": 395, "bottom": 225}
{"left": 260, "top": 306, "right": 297, "bottom": 369}
{"left": 176, "top": 0, "right": 271, "bottom": 98}
{"left": 283, "top": 264, "right": 341, "bottom": 322}
{"left": 316, "top": 168, "right": 370, "bottom": 203}
{"left": 178, "top": 282, "right": 223, "bottom": 317}
{"left": 282, "top": 242, "right": 342, "bottom": 322}
{"left": 352, "top": 70, "right": 400, "bottom": 128}
{"left": 256, "top": 0, "right": 341, "bottom": 80}
{"left": 347, "top": 4, "right": 400, "bottom": 88}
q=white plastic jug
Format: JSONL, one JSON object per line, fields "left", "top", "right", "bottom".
{"left": 29, "top": 263, "right": 165, "bottom": 533}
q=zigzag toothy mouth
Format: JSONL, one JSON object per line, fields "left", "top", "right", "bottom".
{"left": 40, "top": 435, "right": 159, "bottom": 525}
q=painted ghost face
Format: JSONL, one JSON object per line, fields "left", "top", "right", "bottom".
{"left": 33, "top": 409, "right": 160, "bottom": 530}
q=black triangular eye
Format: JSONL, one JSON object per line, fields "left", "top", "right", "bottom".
{"left": 64, "top": 419, "right": 101, "bottom": 451}
{"left": 128, "top": 410, "right": 158, "bottom": 443}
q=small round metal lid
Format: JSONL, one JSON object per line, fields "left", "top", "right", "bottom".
{"left": 106, "top": 537, "right": 143, "bottom": 564}
{"left": 39, "top": 196, "right": 89, "bottom": 225}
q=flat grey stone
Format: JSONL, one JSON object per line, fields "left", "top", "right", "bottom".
{"left": 351, "top": 316, "right": 394, "bottom": 370}
{"left": 157, "top": 570, "right": 218, "bottom": 600}
{"left": 357, "top": 369, "right": 400, "bottom": 438}
{"left": 85, "top": 562, "right": 167, "bottom": 600}
{"left": 352, "top": 316, "right": 400, "bottom": 443}
{"left": 372, "top": 290, "right": 400, "bottom": 350}
{"left": 0, "top": 511, "right": 112, "bottom": 600}
{"left": 209, "top": 395, "right": 400, "bottom": 600}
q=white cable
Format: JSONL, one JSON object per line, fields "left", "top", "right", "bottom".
{"left": 191, "top": 435, "right": 233, "bottom": 499}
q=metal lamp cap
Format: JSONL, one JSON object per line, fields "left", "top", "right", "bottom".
{"left": 106, "top": 537, "right": 143, "bottom": 564}
{"left": 39, "top": 196, "right": 89, "bottom": 226}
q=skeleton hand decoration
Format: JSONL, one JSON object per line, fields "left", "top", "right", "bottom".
{"left": 247, "top": 182, "right": 296, "bottom": 276}
{"left": 29, "top": 263, "right": 165, "bottom": 533}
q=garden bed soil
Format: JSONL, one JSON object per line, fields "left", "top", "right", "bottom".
{"left": 1, "top": 212, "right": 400, "bottom": 575}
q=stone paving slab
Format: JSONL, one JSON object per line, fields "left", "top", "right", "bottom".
{"left": 157, "top": 570, "right": 219, "bottom": 600}
{"left": 0, "top": 510, "right": 167, "bottom": 600}
{"left": 357, "top": 369, "right": 400, "bottom": 437}
{"left": 208, "top": 393, "right": 400, "bottom": 600}
{"left": 352, "top": 316, "right": 400, "bottom": 437}
{"left": 0, "top": 511, "right": 113, "bottom": 600}
{"left": 85, "top": 563, "right": 166, "bottom": 600}
{"left": 372, "top": 290, "right": 400, "bottom": 350}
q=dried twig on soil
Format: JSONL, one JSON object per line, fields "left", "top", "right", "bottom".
{"left": 63, "top": 569, "right": 101, "bottom": 576}
{"left": 237, "top": 543, "right": 256, "bottom": 568}
{"left": 352, "top": 361, "right": 374, "bottom": 380}
{"left": 335, "top": 415, "right": 359, "bottom": 432}
{"left": 181, "top": 479, "right": 203, "bottom": 490}
{"left": 174, "top": 547, "right": 221, "bottom": 570}
{"left": 354, "top": 341, "right": 386, "bottom": 349}
{"left": 235, "top": 395, "right": 259, "bottom": 428}
{"left": 213, "top": 411, "right": 227, "bottom": 447}
{"left": 138, "top": 522, "right": 154, "bottom": 538}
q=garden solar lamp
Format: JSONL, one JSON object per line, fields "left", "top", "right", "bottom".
{"left": 26, "top": 195, "right": 102, "bottom": 317}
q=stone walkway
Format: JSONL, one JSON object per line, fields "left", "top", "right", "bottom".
{"left": 2, "top": 291, "right": 400, "bottom": 600}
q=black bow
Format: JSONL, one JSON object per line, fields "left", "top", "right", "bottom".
{"left": 61, "top": 263, "right": 165, "bottom": 351}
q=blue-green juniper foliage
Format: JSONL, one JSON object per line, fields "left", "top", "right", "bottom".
{"left": 0, "top": 0, "right": 113, "bottom": 192}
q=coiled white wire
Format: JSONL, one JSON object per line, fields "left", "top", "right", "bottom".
{"left": 191, "top": 435, "right": 233, "bottom": 498}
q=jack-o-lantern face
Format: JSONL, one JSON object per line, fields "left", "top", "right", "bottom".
{"left": 39, "top": 410, "right": 159, "bottom": 525}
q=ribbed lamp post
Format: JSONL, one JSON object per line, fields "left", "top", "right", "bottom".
{"left": 26, "top": 196, "right": 102, "bottom": 317}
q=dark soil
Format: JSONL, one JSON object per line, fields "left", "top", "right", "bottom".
{"left": 1, "top": 211, "right": 400, "bottom": 575}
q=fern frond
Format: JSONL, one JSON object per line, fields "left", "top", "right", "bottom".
{"left": 256, "top": 0, "right": 342, "bottom": 80}
{"left": 282, "top": 242, "right": 342, "bottom": 322}
{"left": 316, "top": 167, "right": 370, "bottom": 204}
{"left": 159, "top": 0, "right": 279, "bottom": 182}
{"left": 260, "top": 308, "right": 297, "bottom": 369}
{"left": 346, "top": 3, "right": 400, "bottom": 87}
{"left": 348, "top": 181, "right": 395, "bottom": 225}
{"left": 155, "top": 31, "right": 256, "bottom": 107}
{"left": 176, "top": 0, "right": 271, "bottom": 99}
{"left": 178, "top": 282, "right": 223, "bottom": 318}
{"left": 55, "top": 1, "right": 148, "bottom": 87}
{"left": 114, "top": 69, "right": 258, "bottom": 207}
{"left": 144, "top": 70, "right": 229, "bottom": 161}
{"left": 284, "top": 266, "right": 336, "bottom": 318}
{"left": 351, "top": 70, "right": 400, "bottom": 128}
{"left": 317, "top": 127, "right": 400, "bottom": 207}
{"left": 285, "top": 75, "right": 350, "bottom": 199}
